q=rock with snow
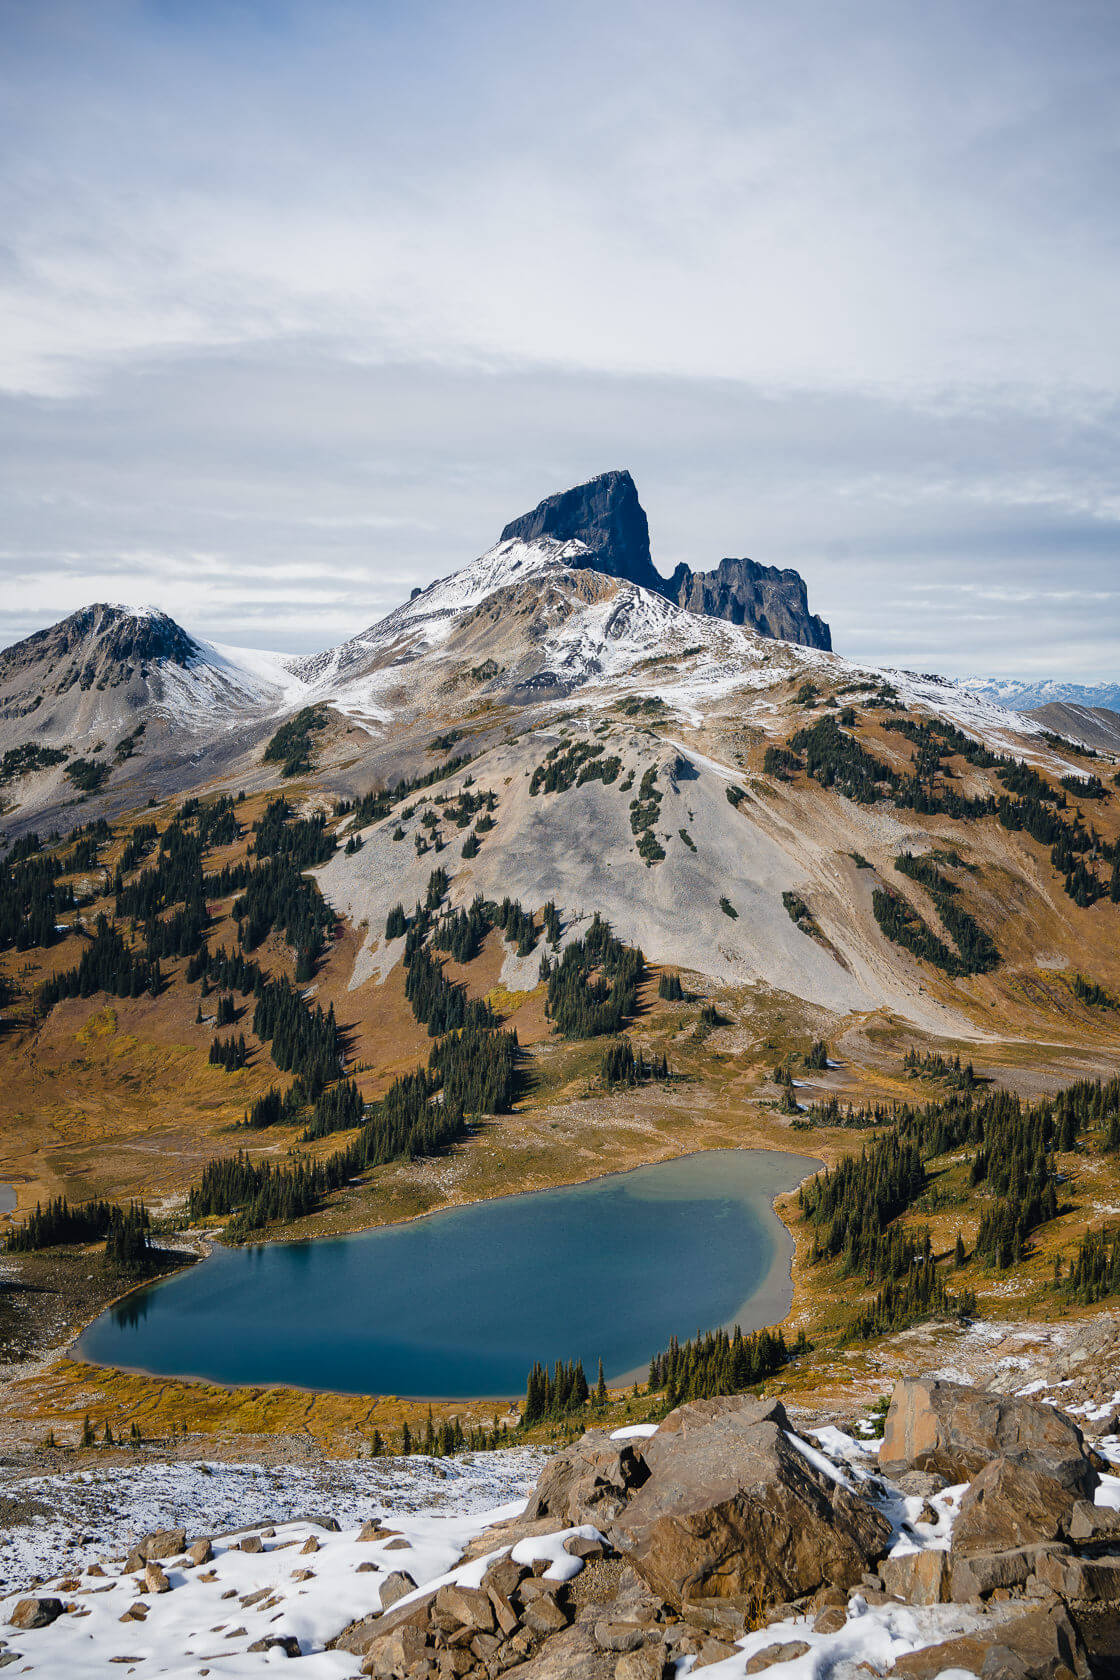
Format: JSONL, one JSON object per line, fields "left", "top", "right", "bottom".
{"left": 605, "top": 1395, "right": 893, "bottom": 1615}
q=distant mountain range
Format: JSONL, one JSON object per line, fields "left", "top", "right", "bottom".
{"left": 962, "top": 676, "right": 1120, "bottom": 713}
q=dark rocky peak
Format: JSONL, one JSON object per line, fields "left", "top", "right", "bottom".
{"left": 669, "top": 556, "right": 832, "bottom": 652}
{"left": 499, "top": 471, "right": 831, "bottom": 651}
{"left": 500, "top": 470, "right": 662, "bottom": 595}
{"left": 0, "top": 604, "right": 199, "bottom": 688}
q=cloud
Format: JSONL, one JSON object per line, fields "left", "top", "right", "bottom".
{"left": 0, "top": 0, "right": 1117, "bottom": 679}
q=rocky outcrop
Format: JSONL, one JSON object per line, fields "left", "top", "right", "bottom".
{"left": 610, "top": 1395, "right": 891, "bottom": 1613}
{"left": 952, "top": 1456, "right": 1085, "bottom": 1555}
{"left": 880, "top": 1378, "right": 1095, "bottom": 1487}
{"left": 500, "top": 470, "right": 831, "bottom": 649}
{"left": 501, "top": 471, "right": 661, "bottom": 596}
{"left": 667, "top": 556, "right": 832, "bottom": 650}
{"left": 887, "top": 1601, "right": 1091, "bottom": 1680}
{"left": 327, "top": 1377, "right": 1120, "bottom": 1680}
{"left": 523, "top": 1433, "right": 651, "bottom": 1527}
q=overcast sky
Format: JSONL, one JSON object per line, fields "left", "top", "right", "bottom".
{"left": 2, "top": 0, "right": 1118, "bottom": 680}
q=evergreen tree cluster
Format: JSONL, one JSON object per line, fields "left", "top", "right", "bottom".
{"left": 630, "top": 767, "right": 665, "bottom": 865}
{"left": 648, "top": 1324, "right": 793, "bottom": 1405}
{"left": 66, "top": 756, "right": 112, "bottom": 795}
{"left": 234, "top": 855, "right": 335, "bottom": 977}
{"left": 545, "top": 914, "right": 643, "bottom": 1038}
{"left": 1064, "top": 1227, "right": 1120, "bottom": 1304}
{"left": 1060, "top": 772, "right": 1108, "bottom": 800}
{"left": 299, "top": 1078, "right": 365, "bottom": 1141}
{"left": 6, "top": 1195, "right": 118, "bottom": 1251}
{"left": 0, "top": 742, "right": 68, "bottom": 785}
{"left": 1072, "top": 973, "right": 1117, "bottom": 1009}
{"left": 970, "top": 1101, "right": 1062, "bottom": 1269}
{"left": 40, "top": 916, "right": 161, "bottom": 1007}
{"left": 0, "top": 846, "right": 74, "bottom": 952}
{"left": 844, "top": 1262, "right": 976, "bottom": 1342}
{"left": 803, "top": 1096, "right": 890, "bottom": 1128}
{"left": 658, "top": 971, "right": 684, "bottom": 1001}
{"left": 188, "top": 1151, "right": 323, "bottom": 1234}
{"left": 209, "top": 1033, "right": 248, "bottom": 1071}
{"left": 600, "top": 1035, "right": 669, "bottom": 1088}
{"left": 763, "top": 744, "right": 802, "bottom": 780}
{"left": 903, "top": 1048, "right": 977, "bottom": 1088}
{"left": 403, "top": 939, "right": 496, "bottom": 1037}
{"left": 541, "top": 900, "right": 561, "bottom": 946}
{"left": 529, "top": 739, "right": 615, "bottom": 796}
{"left": 873, "top": 887, "right": 979, "bottom": 978}
{"left": 492, "top": 896, "right": 537, "bottom": 955}
{"left": 187, "top": 942, "right": 263, "bottom": 995}
{"left": 252, "top": 977, "right": 342, "bottom": 1096}
{"left": 241, "top": 1084, "right": 305, "bottom": 1128}
{"left": 252, "top": 799, "right": 335, "bottom": 867}
{"left": 117, "top": 822, "right": 159, "bottom": 874}
{"left": 262, "top": 705, "right": 330, "bottom": 776}
{"left": 799, "top": 1132, "right": 926, "bottom": 1274}
{"left": 522, "top": 1358, "right": 590, "bottom": 1425}
{"left": 429, "top": 1025, "right": 520, "bottom": 1114}
{"left": 431, "top": 895, "right": 491, "bottom": 963}
{"left": 103, "top": 1202, "right": 152, "bottom": 1272}
{"left": 892, "top": 853, "right": 999, "bottom": 974}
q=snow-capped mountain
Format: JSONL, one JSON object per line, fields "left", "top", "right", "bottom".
{"left": 960, "top": 675, "right": 1120, "bottom": 713}
{"left": 0, "top": 602, "right": 305, "bottom": 742}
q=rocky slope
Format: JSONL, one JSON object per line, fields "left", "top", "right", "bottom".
{"left": 3, "top": 1372, "right": 1118, "bottom": 1678}
{"left": 1028, "top": 702, "right": 1120, "bottom": 755}
{"left": 0, "top": 602, "right": 307, "bottom": 820}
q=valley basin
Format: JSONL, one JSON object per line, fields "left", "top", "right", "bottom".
{"left": 77, "top": 1148, "right": 819, "bottom": 1398}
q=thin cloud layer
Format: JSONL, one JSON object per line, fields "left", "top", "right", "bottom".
{"left": 1, "top": 0, "right": 1118, "bottom": 677}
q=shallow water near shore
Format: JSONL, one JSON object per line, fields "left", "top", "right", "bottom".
{"left": 78, "top": 1148, "right": 817, "bottom": 1398}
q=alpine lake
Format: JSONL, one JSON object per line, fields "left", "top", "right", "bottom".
{"left": 78, "top": 1149, "right": 817, "bottom": 1398}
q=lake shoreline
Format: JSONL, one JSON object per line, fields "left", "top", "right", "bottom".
{"left": 74, "top": 1146, "right": 823, "bottom": 1403}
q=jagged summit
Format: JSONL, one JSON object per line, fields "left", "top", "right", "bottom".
{"left": 669, "top": 556, "right": 832, "bottom": 649}
{"left": 499, "top": 470, "right": 831, "bottom": 650}
{"left": 500, "top": 470, "right": 662, "bottom": 595}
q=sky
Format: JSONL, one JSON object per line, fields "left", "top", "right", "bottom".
{"left": 1, "top": 0, "right": 1118, "bottom": 680}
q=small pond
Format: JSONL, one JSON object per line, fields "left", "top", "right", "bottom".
{"left": 78, "top": 1149, "right": 816, "bottom": 1398}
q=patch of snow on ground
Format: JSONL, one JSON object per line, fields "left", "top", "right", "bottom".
{"left": 0, "top": 1449, "right": 545, "bottom": 1593}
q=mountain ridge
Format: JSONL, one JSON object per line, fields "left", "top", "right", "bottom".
{"left": 500, "top": 469, "right": 832, "bottom": 649}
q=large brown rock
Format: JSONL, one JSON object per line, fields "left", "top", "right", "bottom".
{"left": 1069, "top": 1501, "right": 1120, "bottom": 1546}
{"left": 610, "top": 1395, "right": 892, "bottom": 1613}
{"left": 953, "top": 1457, "right": 1082, "bottom": 1555}
{"left": 9, "top": 1597, "right": 63, "bottom": 1629}
{"left": 524, "top": 1432, "right": 651, "bottom": 1527}
{"left": 330, "top": 1587, "right": 436, "bottom": 1660}
{"left": 879, "top": 1549, "right": 949, "bottom": 1604}
{"left": 880, "top": 1381, "right": 1095, "bottom": 1490}
{"left": 125, "top": 1526, "right": 188, "bottom": 1572}
{"left": 1033, "top": 1551, "right": 1120, "bottom": 1602}
{"left": 949, "top": 1543, "right": 1069, "bottom": 1603}
{"left": 888, "top": 1601, "right": 1090, "bottom": 1679}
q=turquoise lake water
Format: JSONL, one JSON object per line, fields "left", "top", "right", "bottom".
{"left": 77, "top": 1149, "right": 814, "bottom": 1398}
